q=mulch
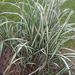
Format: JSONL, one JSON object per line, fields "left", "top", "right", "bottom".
{"left": 0, "top": 48, "right": 75, "bottom": 75}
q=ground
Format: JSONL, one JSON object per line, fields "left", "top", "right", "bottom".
{"left": 0, "top": 48, "right": 38, "bottom": 75}
{"left": 0, "top": 48, "right": 75, "bottom": 75}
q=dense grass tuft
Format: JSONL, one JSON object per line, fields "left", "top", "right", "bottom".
{"left": 0, "top": 0, "right": 75, "bottom": 75}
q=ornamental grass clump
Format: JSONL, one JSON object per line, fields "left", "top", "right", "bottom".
{"left": 0, "top": 0, "right": 75, "bottom": 75}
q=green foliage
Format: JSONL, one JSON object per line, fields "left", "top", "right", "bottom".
{"left": 0, "top": 0, "right": 75, "bottom": 75}
{"left": 0, "top": 42, "right": 3, "bottom": 57}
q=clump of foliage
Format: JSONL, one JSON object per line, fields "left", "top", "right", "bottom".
{"left": 0, "top": 0, "right": 75, "bottom": 75}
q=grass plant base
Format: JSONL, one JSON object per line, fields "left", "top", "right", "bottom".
{"left": 0, "top": 49, "right": 75, "bottom": 75}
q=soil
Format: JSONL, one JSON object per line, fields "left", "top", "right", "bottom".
{"left": 0, "top": 48, "right": 38, "bottom": 75}
{"left": 0, "top": 47, "right": 75, "bottom": 75}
